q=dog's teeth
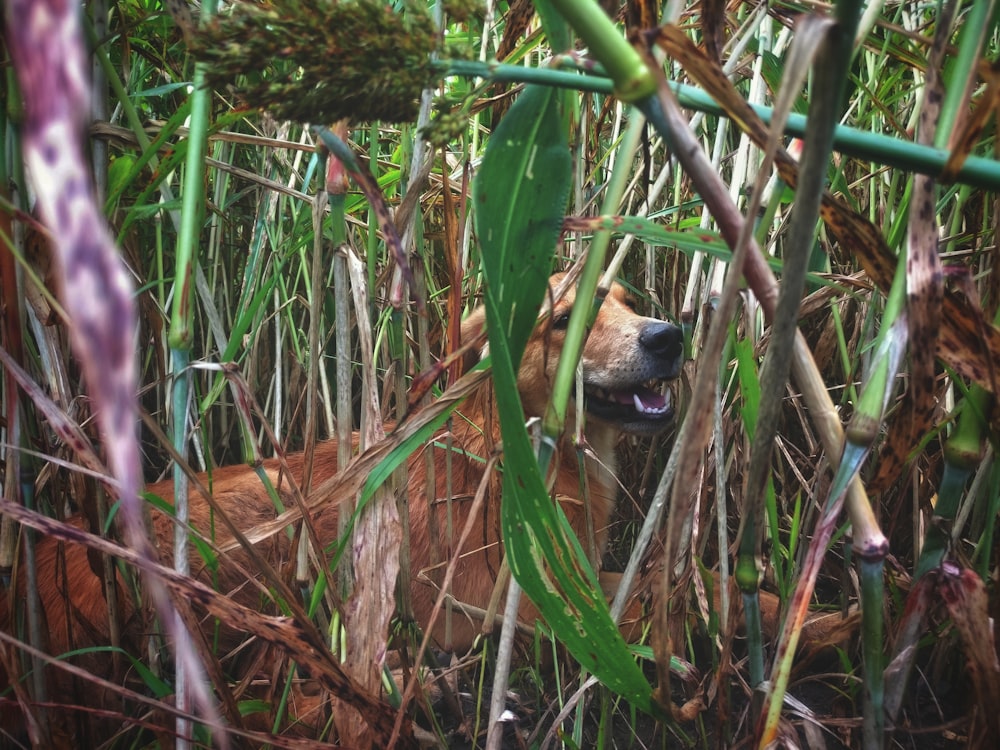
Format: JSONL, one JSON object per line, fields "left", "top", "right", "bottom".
{"left": 633, "top": 393, "right": 670, "bottom": 415}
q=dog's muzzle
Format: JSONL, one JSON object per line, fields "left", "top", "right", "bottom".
{"left": 583, "top": 321, "right": 684, "bottom": 435}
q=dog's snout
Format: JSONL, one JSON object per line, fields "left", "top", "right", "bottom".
{"left": 640, "top": 322, "right": 683, "bottom": 361}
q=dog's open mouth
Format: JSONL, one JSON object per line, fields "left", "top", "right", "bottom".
{"left": 584, "top": 382, "right": 674, "bottom": 433}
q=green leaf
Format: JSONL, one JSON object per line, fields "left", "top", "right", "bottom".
{"left": 535, "top": 0, "right": 572, "bottom": 53}
{"left": 474, "top": 84, "right": 569, "bottom": 361}
{"left": 474, "top": 84, "right": 653, "bottom": 714}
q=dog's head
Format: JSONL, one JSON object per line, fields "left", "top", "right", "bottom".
{"left": 462, "top": 273, "right": 683, "bottom": 436}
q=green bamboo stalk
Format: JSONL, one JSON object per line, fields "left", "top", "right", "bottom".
{"left": 915, "top": 386, "right": 989, "bottom": 578}
{"left": 735, "top": 1, "right": 862, "bottom": 703}
{"left": 540, "top": 112, "right": 646, "bottom": 456}
{"left": 842, "top": 269, "right": 907, "bottom": 750}
{"left": 542, "top": 0, "right": 655, "bottom": 102}
{"left": 439, "top": 59, "right": 1000, "bottom": 192}
{"left": 973, "top": 459, "right": 1000, "bottom": 578}
{"left": 859, "top": 553, "right": 886, "bottom": 749}
{"left": 169, "top": 3, "right": 217, "bottom": 744}
{"left": 727, "top": 332, "right": 769, "bottom": 691}
{"left": 760, "top": 263, "right": 906, "bottom": 748}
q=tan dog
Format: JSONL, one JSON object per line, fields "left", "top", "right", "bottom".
{"left": 2, "top": 273, "right": 683, "bottom": 734}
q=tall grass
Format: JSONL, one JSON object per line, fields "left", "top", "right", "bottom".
{"left": 3, "top": 1, "right": 1000, "bottom": 747}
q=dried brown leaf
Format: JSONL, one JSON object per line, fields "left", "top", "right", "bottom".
{"left": 335, "top": 249, "right": 401, "bottom": 749}
{"left": 626, "top": 0, "right": 661, "bottom": 33}
{"left": 942, "top": 60, "right": 1000, "bottom": 182}
{"left": 496, "top": 0, "right": 534, "bottom": 61}
{"left": 868, "top": 16, "right": 951, "bottom": 490}
{"left": 936, "top": 563, "right": 1000, "bottom": 747}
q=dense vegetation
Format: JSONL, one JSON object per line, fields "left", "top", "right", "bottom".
{"left": 3, "top": 1, "right": 1000, "bottom": 748}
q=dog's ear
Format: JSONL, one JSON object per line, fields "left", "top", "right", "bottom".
{"left": 460, "top": 305, "right": 488, "bottom": 372}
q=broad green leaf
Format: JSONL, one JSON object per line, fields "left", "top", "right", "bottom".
{"left": 474, "top": 84, "right": 569, "bottom": 361}
{"left": 474, "top": 84, "right": 653, "bottom": 714}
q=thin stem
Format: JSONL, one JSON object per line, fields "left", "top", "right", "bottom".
{"left": 543, "top": 113, "right": 646, "bottom": 439}
{"left": 169, "top": 3, "right": 217, "bottom": 744}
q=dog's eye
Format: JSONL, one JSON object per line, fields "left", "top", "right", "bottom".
{"left": 624, "top": 297, "right": 639, "bottom": 311}
{"left": 552, "top": 311, "right": 571, "bottom": 329}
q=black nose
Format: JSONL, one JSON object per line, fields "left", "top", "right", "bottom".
{"left": 640, "top": 322, "right": 684, "bottom": 361}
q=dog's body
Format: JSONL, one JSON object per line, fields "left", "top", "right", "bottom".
{"left": 2, "top": 274, "right": 683, "bottom": 729}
